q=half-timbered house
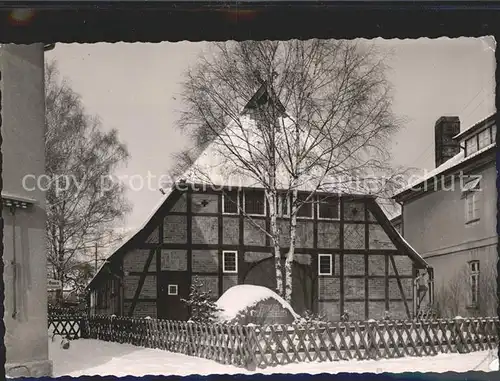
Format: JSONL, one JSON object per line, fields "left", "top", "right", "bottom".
{"left": 87, "top": 182, "right": 433, "bottom": 321}
{"left": 87, "top": 85, "right": 433, "bottom": 322}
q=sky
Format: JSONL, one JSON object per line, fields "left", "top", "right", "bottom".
{"left": 46, "top": 37, "right": 496, "bottom": 230}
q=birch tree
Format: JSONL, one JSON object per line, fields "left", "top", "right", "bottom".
{"left": 174, "top": 40, "right": 408, "bottom": 302}
{"left": 45, "top": 61, "right": 131, "bottom": 302}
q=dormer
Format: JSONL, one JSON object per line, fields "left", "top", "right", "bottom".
{"left": 453, "top": 114, "right": 496, "bottom": 158}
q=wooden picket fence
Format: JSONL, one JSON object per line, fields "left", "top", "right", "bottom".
{"left": 83, "top": 316, "right": 252, "bottom": 368}
{"left": 78, "top": 316, "right": 499, "bottom": 369}
{"left": 48, "top": 314, "right": 86, "bottom": 340}
{"left": 246, "top": 318, "right": 499, "bottom": 368}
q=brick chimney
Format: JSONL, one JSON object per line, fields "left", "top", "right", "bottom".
{"left": 434, "top": 116, "right": 461, "bottom": 168}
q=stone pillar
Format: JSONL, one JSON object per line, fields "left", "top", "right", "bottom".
{"left": 1, "top": 44, "right": 52, "bottom": 377}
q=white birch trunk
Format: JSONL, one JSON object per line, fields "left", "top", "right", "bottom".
{"left": 285, "top": 188, "right": 298, "bottom": 302}
{"left": 267, "top": 190, "right": 283, "bottom": 297}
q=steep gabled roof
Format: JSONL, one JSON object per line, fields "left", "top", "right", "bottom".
{"left": 88, "top": 86, "right": 429, "bottom": 288}
{"left": 86, "top": 185, "right": 180, "bottom": 289}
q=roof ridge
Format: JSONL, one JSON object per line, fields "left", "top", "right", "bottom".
{"left": 453, "top": 112, "right": 496, "bottom": 140}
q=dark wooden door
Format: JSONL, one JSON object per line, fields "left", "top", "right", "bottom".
{"left": 158, "top": 271, "right": 190, "bottom": 321}
{"left": 292, "top": 262, "right": 314, "bottom": 315}
{"left": 243, "top": 257, "right": 277, "bottom": 290}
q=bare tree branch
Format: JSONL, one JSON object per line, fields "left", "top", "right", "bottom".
{"left": 45, "top": 61, "right": 131, "bottom": 300}
{"left": 173, "top": 40, "right": 411, "bottom": 302}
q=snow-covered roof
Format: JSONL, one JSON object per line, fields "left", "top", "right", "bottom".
{"left": 86, "top": 188, "right": 173, "bottom": 288}
{"left": 88, "top": 87, "right": 422, "bottom": 287}
{"left": 215, "top": 284, "right": 299, "bottom": 322}
{"left": 1, "top": 191, "right": 37, "bottom": 204}
{"left": 181, "top": 112, "right": 388, "bottom": 198}
{"left": 390, "top": 214, "right": 401, "bottom": 222}
{"left": 453, "top": 113, "right": 496, "bottom": 141}
{"left": 394, "top": 141, "right": 495, "bottom": 197}
{"left": 365, "top": 197, "right": 429, "bottom": 269}
{"left": 394, "top": 229, "right": 428, "bottom": 269}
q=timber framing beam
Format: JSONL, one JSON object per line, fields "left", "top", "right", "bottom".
{"left": 128, "top": 247, "right": 157, "bottom": 316}
{"left": 389, "top": 254, "right": 411, "bottom": 318}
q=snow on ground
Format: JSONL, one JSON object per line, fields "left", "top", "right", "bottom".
{"left": 215, "top": 284, "right": 299, "bottom": 322}
{"left": 50, "top": 336, "right": 498, "bottom": 377}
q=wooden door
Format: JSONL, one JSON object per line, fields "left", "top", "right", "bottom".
{"left": 292, "top": 262, "right": 315, "bottom": 315}
{"left": 158, "top": 271, "right": 190, "bottom": 321}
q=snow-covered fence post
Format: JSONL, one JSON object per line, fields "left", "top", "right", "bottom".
{"left": 366, "top": 319, "right": 377, "bottom": 360}
{"left": 242, "top": 324, "right": 257, "bottom": 371}
{"left": 109, "top": 314, "right": 117, "bottom": 342}
{"left": 186, "top": 320, "right": 195, "bottom": 356}
{"left": 453, "top": 316, "right": 468, "bottom": 354}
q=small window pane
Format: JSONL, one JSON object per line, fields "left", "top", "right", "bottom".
{"left": 223, "top": 251, "right": 237, "bottom": 273}
{"left": 168, "top": 284, "right": 178, "bottom": 295}
{"left": 470, "top": 261, "right": 480, "bottom": 273}
{"left": 296, "top": 194, "right": 313, "bottom": 218}
{"left": 478, "top": 129, "right": 491, "bottom": 150}
{"left": 318, "top": 196, "right": 340, "bottom": 219}
{"left": 244, "top": 190, "right": 265, "bottom": 215}
{"left": 318, "top": 254, "right": 333, "bottom": 275}
{"left": 466, "top": 137, "right": 478, "bottom": 156}
{"left": 469, "top": 261, "right": 480, "bottom": 306}
{"left": 223, "top": 190, "right": 239, "bottom": 214}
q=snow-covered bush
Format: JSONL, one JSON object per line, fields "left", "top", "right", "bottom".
{"left": 340, "top": 311, "right": 350, "bottom": 322}
{"left": 298, "top": 309, "right": 327, "bottom": 325}
{"left": 433, "top": 262, "right": 497, "bottom": 318}
{"left": 181, "top": 280, "right": 221, "bottom": 323}
{"left": 215, "top": 285, "right": 299, "bottom": 326}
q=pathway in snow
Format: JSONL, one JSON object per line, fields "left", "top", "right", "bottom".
{"left": 50, "top": 337, "right": 498, "bottom": 377}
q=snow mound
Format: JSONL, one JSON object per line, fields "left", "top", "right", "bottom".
{"left": 215, "top": 284, "right": 299, "bottom": 323}
{"left": 489, "top": 358, "right": 499, "bottom": 371}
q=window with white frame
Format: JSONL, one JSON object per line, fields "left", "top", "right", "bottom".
{"left": 296, "top": 193, "right": 313, "bottom": 218}
{"left": 465, "top": 136, "right": 478, "bottom": 156}
{"left": 469, "top": 260, "right": 480, "bottom": 307}
{"left": 478, "top": 128, "right": 491, "bottom": 150}
{"left": 317, "top": 196, "right": 340, "bottom": 220}
{"left": 168, "top": 284, "right": 178, "bottom": 295}
{"left": 463, "top": 178, "right": 480, "bottom": 223}
{"left": 318, "top": 254, "right": 333, "bottom": 276}
{"left": 465, "top": 192, "right": 479, "bottom": 223}
{"left": 222, "top": 251, "right": 238, "bottom": 273}
{"left": 244, "top": 190, "right": 266, "bottom": 216}
{"left": 491, "top": 124, "right": 497, "bottom": 142}
{"left": 222, "top": 190, "right": 239, "bottom": 214}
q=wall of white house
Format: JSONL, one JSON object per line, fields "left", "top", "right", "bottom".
{"left": 1, "top": 44, "right": 52, "bottom": 377}
{"left": 402, "top": 162, "right": 497, "bottom": 317}
{"left": 403, "top": 163, "right": 496, "bottom": 256}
